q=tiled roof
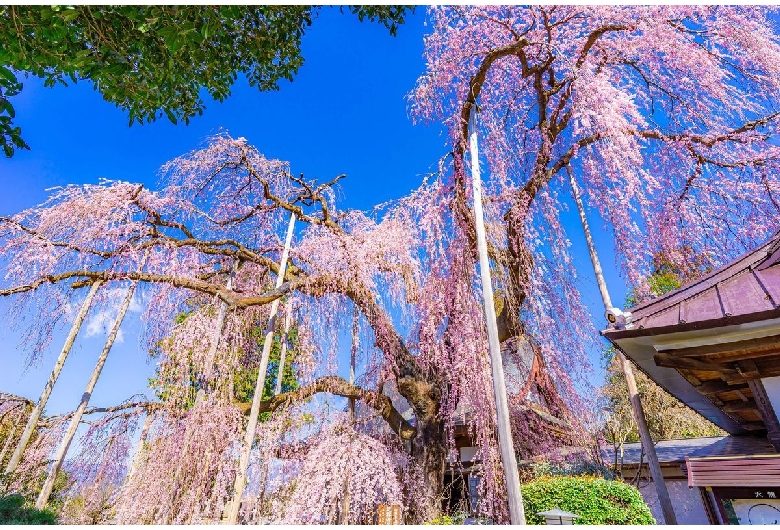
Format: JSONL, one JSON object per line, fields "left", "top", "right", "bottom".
{"left": 605, "top": 230, "right": 780, "bottom": 340}
{"left": 603, "top": 435, "right": 777, "bottom": 466}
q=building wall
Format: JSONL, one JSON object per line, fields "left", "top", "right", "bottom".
{"left": 635, "top": 479, "right": 709, "bottom": 524}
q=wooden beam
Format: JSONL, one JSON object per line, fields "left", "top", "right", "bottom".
{"left": 654, "top": 353, "right": 741, "bottom": 378}
{"left": 694, "top": 380, "right": 748, "bottom": 395}
{"left": 662, "top": 335, "right": 780, "bottom": 359}
{"left": 722, "top": 400, "right": 757, "bottom": 413}
{"left": 754, "top": 361, "right": 780, "bottom": 379}
{"left": 735, "top": 360, "right": 761, "bottom": 379}
{"left": 740, "top": 421, "right": 768, "bottom": 431}
{"left": 747, "top": 379, "right": 780, "bottom": 451}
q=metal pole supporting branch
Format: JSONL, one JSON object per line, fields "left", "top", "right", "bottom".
{"left": 468, "top": 108, "right": 526, "bottom": 525}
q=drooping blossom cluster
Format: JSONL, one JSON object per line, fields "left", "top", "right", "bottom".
{"left": 409, "top": 1, "right": 780, "bottom": 459}
{"left": 113, "top": 400, "right": 243, "bottom": 524}
{"left": 279, "top": 416, "right": 406, "bottom": 524}
{"left": 58, "top": 406, "right": 142, "bottom": 524}
{"left": 411, "top": 6, "right": 780, "bottom": 291}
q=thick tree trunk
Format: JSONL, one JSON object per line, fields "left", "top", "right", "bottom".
{"left": 396, "top": 371, "right": 447, "bottom": 522}
{"left": 408, "top": 416, "right": 447, "bottom": 523}
{"left": 4, "top": 281, "right": 102, "bottom": 477}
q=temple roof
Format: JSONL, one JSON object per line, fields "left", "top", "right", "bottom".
{"left": 602, "top": 231, "right": 780, "bottom": 439}
{"left": 602, "top": 435, "right": 777, "bottom": 466}
{"left": 605, "top": 230, "right": 780, "bottom": 340}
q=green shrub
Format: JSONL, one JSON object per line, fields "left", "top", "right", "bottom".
{"left": 0, "top": 494, "right": 58, "bottom": 524}
{"left": 521, "top": 475, "right": 655, "bottom": 525}
{"left": 424, "top": 514, "right": 463, "bottom": 525}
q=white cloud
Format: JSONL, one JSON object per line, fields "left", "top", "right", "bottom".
{"left": 83, "top": 285, "right": 138, "bottom": 344}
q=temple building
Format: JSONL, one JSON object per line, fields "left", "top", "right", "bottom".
{"left": 603, "top": 231, "right": 780, "bottom": 525}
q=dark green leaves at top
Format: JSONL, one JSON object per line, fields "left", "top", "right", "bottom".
{"left": 0, "top": 64, "right": 28, "bottom": 157}
{"left": 0, "top": 5, "right": 415, "bottom": 157}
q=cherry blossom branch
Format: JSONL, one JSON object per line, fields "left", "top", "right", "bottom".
{"left": 0, "top": 216, "right": 114, "bottom": 258}
{"left": 235, "top": 375, "right": 416, "bottom": 440}
{"left": 38, "top": 401, "right": 160, "bottom": 428}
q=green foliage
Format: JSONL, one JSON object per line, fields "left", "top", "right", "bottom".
{"left": 521, "top": 475, "right": 655, "bottom": 525}
{"left": 149, "top": 308, "right": 301, "bottom": 418}
{"left": 0, "top": 494, "right": 57, "bottom": 524}
{"left": 234, "top": 325, "right": 300, "bottom": 422}
{"left": 423, "top": 512, "right": 467, "bottom": 525}
{"left": 0, "top": 5, "right": 414, "bottom": 157}
{"left": 0, "top": 402, "right": 31, "bottom": 473}
{"left": 625, "top": 248, "right": 712, "bottom": 307}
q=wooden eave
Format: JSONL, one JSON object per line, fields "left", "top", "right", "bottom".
{"left": 686, "top": 454, "right": 780, "bottom": 487}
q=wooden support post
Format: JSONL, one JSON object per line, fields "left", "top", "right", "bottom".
{"left": 568, "top": 167, "right": 678, "bottom": 525}
{"left": 257, "top": 298, "right": 295, "bottom": 522}
{"left": 126, "top": 412, "right": 154, "bottom": 483}
{"left": 747, "top": 379, "right": 780, "bottom": 451}
{"left": 4, "top": 280, "right": 103, "bottom": 477}
{"left": 339, "top": 305, "right": 360, "bottom": 525}
{"left": 196, "top": 259, "right": 238, "bottom": 404}
{"left": 274, "top": 301, "right": 294, "bottom": 396}
{"left": 349, "top": 305, "right": 358, "bottom": 422}
{"left": 36, "top": 281, "right": 138, "bottom": 510}
{"left": 227, "top": 213, "right": 296, "bottom": 525}
{"left": 469, "top": 109, "right": 526, "bottom": 525}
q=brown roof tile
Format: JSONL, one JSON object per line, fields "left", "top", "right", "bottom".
{"left": 605, "top": 230, "right": 780, "bottom": 339}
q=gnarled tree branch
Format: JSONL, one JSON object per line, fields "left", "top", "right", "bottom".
{"left": 234, "top": 375, "right": 416, "bottom": 440}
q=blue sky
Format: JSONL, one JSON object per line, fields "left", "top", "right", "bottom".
{"left": 0, "top": 8, "right": 626, "bottom": 420}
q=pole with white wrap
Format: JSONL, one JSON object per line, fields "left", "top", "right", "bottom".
{"left": 227, "top": 212, "right": 296, "bottom": 524}
{"left": 468, "top": 108, "right": 526, "bottom": 525}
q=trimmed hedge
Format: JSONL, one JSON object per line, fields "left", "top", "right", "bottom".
{"left": 0, "top": 494, "right": 57, "bottom": 525}
{"left": 521, "top": 475, "right": 655, "bottom": 525}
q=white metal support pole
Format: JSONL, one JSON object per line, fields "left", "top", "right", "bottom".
{"left": 567, "top": 167, "right": 677, "bottom": 525}
{"left": 36, "top": 281, "right": 138, "bottom": 510}
{"left": 227, "top": 212, "right": 296, "bottom": 524}
{"left": 5, "top": 280, "right": 103, "bottom": 477}
{"left": 468, "top": 109, "right": 526, "bottom": 525}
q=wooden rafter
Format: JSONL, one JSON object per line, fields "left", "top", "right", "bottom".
{"left": 663, "top": 335, "right": 780, "bottom": 359}
{"left": 747, "top": 379, "right": 780, "bottom": 451}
